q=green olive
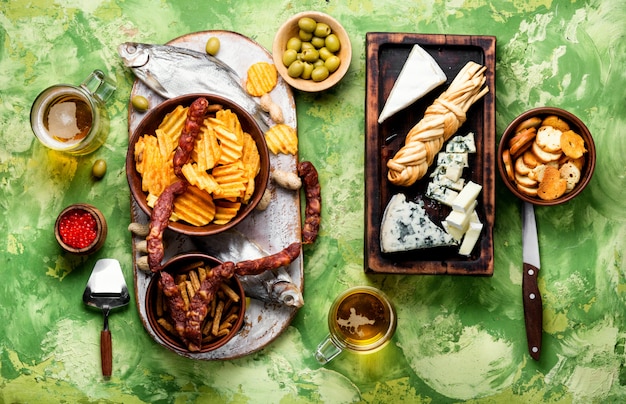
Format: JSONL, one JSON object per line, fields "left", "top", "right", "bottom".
{"left": 298, "top": 29, "right": 313, "bottom": 42}
{"left": 286, "top": 37, "right": 302, "bottom": 52}
{"left": 300, "top": 41, "right": 315, "bottom": 51}
{"left": 314, "top": 22, "right": 331, "bottom": 38}
{"left": 313, "top": 59, "right": 325, "bottom": 68}
{"left": 301, "top": 62, "right": 314, "bottom": 80}
{"left": 311, "top": 65, "right": 330, "bottom": 82}
{"left": 92, "top": 159, "right": 107, "bottom": 179}
{"left": 287, "top": 60, "right": 305, "bottom": 78}
{"left": 205, "top": 37, "right": 220, "bottom": 56}
{"left": 311, "top": 36, "right": 325, "bottom": 49}
{"left": 282, "top": 49, "right": 298, "bottom": 67}
{"left": 325, "top": 34, "right": 341, "bottom": 53}
{"left": 298, "top": 17, "right": 317, "bottom": 33}
{"left": 131, "top": 95, "right": 149, "bottom": 112}
{"left": 301, "top": 48, "right": 319, "bottom": 63}
{"left": 324, "top": 55, "right": 341, "bottom": 73}
{"left": 318, "top": 47, "right": 333, "bottom": 61}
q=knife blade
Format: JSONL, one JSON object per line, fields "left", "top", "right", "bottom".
{"left": 522, "top": 201, "right": 542, "bottom": 360}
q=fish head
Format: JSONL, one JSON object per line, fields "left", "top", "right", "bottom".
{"left": 117, "top": 42, "right": 150, "bottom": 68}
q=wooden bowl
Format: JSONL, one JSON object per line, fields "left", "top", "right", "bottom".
{"left": 126, "top": 93, "right": 270, "bottom": 236}
{"left": 497, "top": 107, "right": 595, "bottom": 206}
{"left": 145, "top": 253, "right": 246, "bottom": 354}
{"left": 55, "top": 203, "right": 107, "bottom": 255}
{"left": 272, "top": 11, "right": 351, "bottom": 92}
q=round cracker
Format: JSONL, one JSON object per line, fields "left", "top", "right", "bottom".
{"left": 535, "top": 126, "right": 563, "bottom": 153}
{"left": 537, "top": 165, "right": 567, "bottom": 200}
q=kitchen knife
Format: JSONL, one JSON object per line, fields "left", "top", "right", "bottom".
{"left": 522, "top": 201, "right": 542, "bottom": 360}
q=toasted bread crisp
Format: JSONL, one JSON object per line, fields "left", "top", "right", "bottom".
{"left": 560, "top": 130, "right": 587, "bottom": 159}
{"left": 537, "top": 165, "right": 567, "bottom": 200}
{"left": 541, "top": 115, "right": 570, "bottom": 132}
{"left": 246, "top": 62, "right": 278, "bottom": 97}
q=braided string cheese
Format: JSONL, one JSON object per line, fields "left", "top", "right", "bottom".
{"left": 387, "top": 61, "right": 489, "bottom": 186}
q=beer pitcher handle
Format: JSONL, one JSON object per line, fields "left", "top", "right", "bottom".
{"left": 314, "top": 335, "right": 343, "bottom": 365}
{"left": 81, "top": 70, "right": 116, "bottom": 103}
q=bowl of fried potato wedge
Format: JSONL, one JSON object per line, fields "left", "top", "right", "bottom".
{"left": 126, "top": 93, "right": 270, "bottom": 236}
{"left": 273, "top": 11, "right": 351, "bottom": 92}
{"left": 145, "top": 253, "right": 246, "bottom": 354}
{"left": 497, "top": 107, "right": 596, "bottom": 206}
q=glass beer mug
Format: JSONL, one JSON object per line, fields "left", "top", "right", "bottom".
{"left": 315, "top": 286, "right": 397, "bottom": 365}
{"left": 30, "top": 70, "right": 116, "bottom": 155}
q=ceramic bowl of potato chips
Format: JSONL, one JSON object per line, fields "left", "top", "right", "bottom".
{"left": 126, "top": 93, "right": 270, "bottom": 236}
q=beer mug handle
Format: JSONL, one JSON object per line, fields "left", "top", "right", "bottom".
{"left": 314, "top": 335, "right": 343, "bottom": 365}
{"left": 81, "top": 70, "right": 116, "bottom": 102}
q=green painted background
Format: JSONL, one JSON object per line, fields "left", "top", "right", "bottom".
{"left": 1, "top": 0, "right": 625, "bottom": 402}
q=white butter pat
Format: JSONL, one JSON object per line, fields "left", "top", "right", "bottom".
{"left": 380, "top": 194, "right": 457, "bottom": 252}
{"left": 459, "top": 221, "right": 483, "bottom": 256}
{"left": 378, "top": 44, "right": 447, "bottom": 124}
{"left": 452, "top": 181, "right": 482, "bottom": 212}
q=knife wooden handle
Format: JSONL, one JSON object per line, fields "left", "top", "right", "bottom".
{"left": 101, "top": 330, "right": 112, "bottom": 378}
{"left": 522, "top": 262, "right": 542, "bottom": 360}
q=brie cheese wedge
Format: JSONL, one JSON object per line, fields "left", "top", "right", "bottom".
{"left": 378, "top": 44, "right": 447, "bottom": 124}
{"left": 380, "top": 193, "right": 457, "bottom": 253}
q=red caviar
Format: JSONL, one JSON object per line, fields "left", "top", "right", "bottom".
{"left": 58, "top": 209, "right": 98, "bottom": 249}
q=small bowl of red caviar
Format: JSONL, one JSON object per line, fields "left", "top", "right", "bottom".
{"left": 55, "top": 203, "right": 107, "bottom": 255}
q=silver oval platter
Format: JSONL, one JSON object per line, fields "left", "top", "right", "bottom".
{"left": 127, "top": 30, "right": 302, "bottom": 360}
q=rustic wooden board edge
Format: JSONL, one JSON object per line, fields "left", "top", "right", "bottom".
{"left": 364, "top": 32, "right": 496, "bottom": 276}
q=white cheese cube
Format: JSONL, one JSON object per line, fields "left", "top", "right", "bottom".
{"left": 442, "top": 220, "right": 465, "bottom": 241}
{"left": 445, "top": 209, "right": 471, "bottom": 231}
{"left": 459, "top": 221, "right": 483, "bottom": 256}
{"left": 470, "top": 210, "right": 481, "bottom": 224}
{"left": 452, "top": 181, "right": 482, "bottom": 212}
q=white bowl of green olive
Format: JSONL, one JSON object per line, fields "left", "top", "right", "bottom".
{"left": 273, "top": 11, "right": 351, "bottom": 92}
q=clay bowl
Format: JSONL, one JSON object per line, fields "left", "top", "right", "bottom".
{"left": 54, "top": 203, "right": 107, "bottom": 255}
{"left": 126, "top": 93, "right": 270, "bottom": 236}
{"left": 497, "top": 107, "right": 596, "bottom": 206}
{"left": 273, "top": 11, "right": 351, "bottom": 92}
{"left": 145, "top": 253, "right": 246, "bottom": 354}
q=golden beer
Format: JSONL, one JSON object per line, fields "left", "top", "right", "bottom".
{"left": 316, "top": 286, "right": 396, "bottom": 364}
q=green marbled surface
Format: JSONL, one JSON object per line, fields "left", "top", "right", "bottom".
{"left": 1, "top": 0, "right": 625, "bottom": 402}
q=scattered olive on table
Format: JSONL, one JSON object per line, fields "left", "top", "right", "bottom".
{"left": 92, "top": 159, "right": 107, "bottom": 179}
{"left": 283, "top": 17, "right": 341, "bottom": 83}
{"left": 131, "top": 95, "right": 149, "bottom": 112}
{"left": 205, "top": 36, "right": 220, "bottom": 56}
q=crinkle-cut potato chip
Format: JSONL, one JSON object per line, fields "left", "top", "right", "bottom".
{"left": 181, "top": 163, "right": 221, "bottom": 194}
{"left": 213, "top": 200, "right": 242, "bottom": 225}
{"left": 155, "top": 128, "right": 178, "bottom": 159}
{"left": 215, "top": 109, "right": 243, "bottom": 140}
{"left": 212, "top": 161, "right": 247, "bottom": 200}
{"left": 136, "top": 134, "right": 175, "bottom": 196}
{"left": 192, "top": 126, "right": 221, "bottom": 171}
{"left": 246, "top": 62, "right": 278, "bottom": 97}
{"left": 213, "top": 125, "right": 244, "bottom": 165}
{"left": 241, "top": 132, "right": 261, "bottom": 203}
{"left": 158, "top": 105, "right": 187, "bottom": 145}
{"left": 264, "top": 124, "right": 298, "bottom": 155}
{"left": 172, "top": 185, "right": 216, "bottom": 226}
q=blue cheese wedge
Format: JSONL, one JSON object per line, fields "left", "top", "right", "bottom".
{"left": 446, "top": 132, "right": 476, "bottom": 153}
{"left": 426, "top": 182, "right": 459, "bottom": 206}
{"left": 436, "top": 152, "right": 469, "bottom": 168}
{"left": 430, "top": 166, "right": 466, "bottom": 191}
{"left": 378, "top": 44, "right": 447, "bottom": 124}
{"left": 380, "top": 194, "right": 457, "bottom": 253}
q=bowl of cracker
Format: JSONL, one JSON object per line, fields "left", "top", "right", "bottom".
{"left": 273, "top": 11, "right": 351, "bottom": 92}
{"left": 126, "top": 93, "right": 270, "bottom": 236}
{"left": 497, "top": 107, "right": 596, "bottom": 206}
{"left": 145, "top": 253, "right": 246, "bottom": 354}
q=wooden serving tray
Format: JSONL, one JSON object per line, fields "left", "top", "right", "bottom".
{"left": 364, "top": 33, "right": 496, "bottom": 276}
